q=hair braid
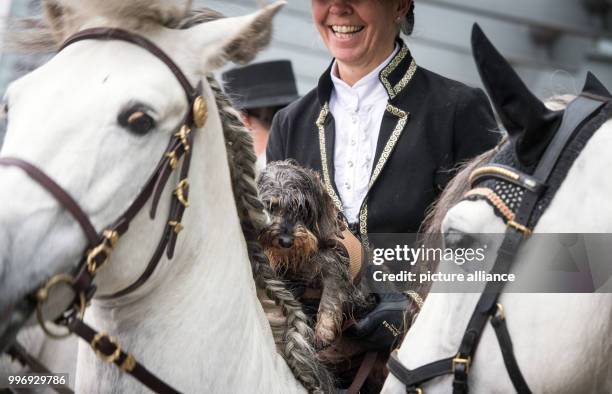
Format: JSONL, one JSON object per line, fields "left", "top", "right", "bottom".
{"left": 207, "top": 75, "right": 335, "bottom": 393}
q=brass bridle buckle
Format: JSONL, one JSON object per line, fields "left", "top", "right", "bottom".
{"left": 174, "top": 179, "right": 189, "bottom": 207}
{"left": 86, "top": 230, "right": 119, "bottom": 274}
{"left": 168, "top": 220, "right": 184, "bottom": 234}
{"left": 91, "top": 332, "right": 122, "bottom": 364}
{"left": 507, "top": 220, "right": 532, "bottom": 237}
{"left": 36, "top": 274, "right": 86, "bottom": 338}
{"left": 494, "top": 303, "right": 506, "bottom": 321}
{"left": 452, "top": 353, "right": 471, "bottom": 374}
{"left": 165, "top": 151, "right": 179, "bottom": 170}
{"left": 175, "top": 125, "right": 191, "bottom": 152}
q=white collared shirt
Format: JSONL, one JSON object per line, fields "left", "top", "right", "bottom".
{"left": 329, "top": 45, "right": 398, "bottom": 223}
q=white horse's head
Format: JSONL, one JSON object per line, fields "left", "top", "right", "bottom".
{"left": 383, "top": 25, "right": 612, "bottom": 393}
{"left": 0, "top": 0, "right": 284, "bottom": 329}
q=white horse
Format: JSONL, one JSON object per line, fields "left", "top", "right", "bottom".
{"left": 0, "top": 1, "right": 333, "bottom": 393}
{"left": 383, "top": 28, "right": 612, "bottom": 393}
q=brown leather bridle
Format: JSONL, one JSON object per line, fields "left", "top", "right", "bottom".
{"left": 0, "top": 27, "right": 209, "bottom": 394}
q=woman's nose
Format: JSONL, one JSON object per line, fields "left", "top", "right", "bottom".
{"left": 329, "top": 0, "right": 352, "bottom": 16}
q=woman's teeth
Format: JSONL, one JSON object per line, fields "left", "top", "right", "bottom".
{"left": 331, "top": 25, "right": 364, "bottom": 38}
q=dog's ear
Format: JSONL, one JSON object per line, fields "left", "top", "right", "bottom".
{"left": 305, "top": 166, "right": 342, "bottom": 239}
{"left": 316, "top": 191, "right": 343, "bottom": 240}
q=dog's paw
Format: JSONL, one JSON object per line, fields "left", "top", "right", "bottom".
{"left": 315, "top": 312, "right": 340, "bottom": 346}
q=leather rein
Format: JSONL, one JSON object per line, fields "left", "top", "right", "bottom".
{"left": 386, "top": 94, "right": 610, "bottom": 394}
{"left": 0, "top": 27, "right": 210, "bottom": 394}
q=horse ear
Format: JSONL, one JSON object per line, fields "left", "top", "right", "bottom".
{"left": 471, "top": 24, "right": 562, "bottom": 166}
{"left": 183, "top": 1, "right": 285, "bottom": 71}
{"left": 582, "top": 72, "right": 612, "bottom": 98}
{"left": 42, "top": 0, "right": 74, "bottom": 42}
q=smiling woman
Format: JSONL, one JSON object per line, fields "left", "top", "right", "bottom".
{"left": 268, "top": 0, "right": 500, "bottom": 239}
{"left": 311, "top": 0, "right": 408, "bottom": 86}
{"left": 266, "top": 0, "right": 501, "bottom": 390}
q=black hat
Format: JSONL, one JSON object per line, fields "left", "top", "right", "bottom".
{"left": 222, "top": 60, "right": 299, "bottom": 110}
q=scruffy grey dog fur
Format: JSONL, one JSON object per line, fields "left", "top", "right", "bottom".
{"left": 257, "top": 160, "right": 374, "bottom": 346}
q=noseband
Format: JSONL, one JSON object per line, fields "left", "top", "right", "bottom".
{"left": 386, "top": 94, "right": 610, "bottom": 394}
{"left": 0, "top": 28, "right": 209, "bottom": 394}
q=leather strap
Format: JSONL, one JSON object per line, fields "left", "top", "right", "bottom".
{"left": 0, "top": 158, "right": 99, "bottom": 245}
{"left": 346, "top": 352, "right": 378, "bottom": 394}
{"left": 387, "top": 351, "right": 453, "bottom": 388}
{"left": 338, "top": 228, "right": 364, "bottom": 281}
{"left": 534, "top": 97, "right": 606, "bottom": 181}
{"left": 97, "top": 129, "right": 192, "bottom": 299}
{"left": 300, "top": 229, "right": 364, "bottom": 301}
{"left": 68, "top": 319, "right": 180, "bottom": 394}
{"left": 469, "top": 164, "right": 545, "bottom": 194}
{"left": 491, "top": 314, "right": 531, "bottom": 393}
{"left": 60, "top": 28, "right": 198, "bottom": 106}
{"left": 7, "top": 342, "right": 75, "bottom": 394}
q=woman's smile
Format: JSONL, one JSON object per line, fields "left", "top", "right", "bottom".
{"left": 329, "top": 24, "right": 365, "bottom": 40}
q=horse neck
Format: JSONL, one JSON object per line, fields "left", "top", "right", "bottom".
{"left": 76, "top": 85, "right": 305, "bottom": 393}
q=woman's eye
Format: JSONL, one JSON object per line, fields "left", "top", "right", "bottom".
{"left": 118, "top": 105, "right": 156, "bottom": 135}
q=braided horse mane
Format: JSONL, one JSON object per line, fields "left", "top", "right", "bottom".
{"left": 6, "top": 6, "right": 333, "bottom": 393}
{"left": 179, "top": 9, "right": 334, "bottom": 393}
{"left": 175, "top": 9, "right": 334, "bottom": 393}
{"left": 206, "top": 76, "right": 334, "bottom": 392}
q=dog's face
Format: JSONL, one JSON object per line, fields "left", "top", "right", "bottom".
{"left": 257, "top": 160, "right": 341, "bottom": 273}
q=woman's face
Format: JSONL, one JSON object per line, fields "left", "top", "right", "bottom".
{"left": 312, "top": 0, "right": 408, "bottom": 70}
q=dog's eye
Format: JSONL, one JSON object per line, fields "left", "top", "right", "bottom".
{"left": 266, "top": 199, "right": 280, "bottom": 212}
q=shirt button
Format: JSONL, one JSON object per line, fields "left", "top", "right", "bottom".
{"left": 348, "top": 161, "right": 354, "bottom": 168}
{"left": 352, "top": 116, "right": 358, "bottom": 124}
{"left": 345, "top": 182, "right": 351, "bottom": 190}
{"left": 351, "top": 139, "right": 356, "bottom": 146}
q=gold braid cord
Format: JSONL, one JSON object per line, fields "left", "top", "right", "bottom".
{"left": 465, "top": 187, "right": 515, "bottom": 222}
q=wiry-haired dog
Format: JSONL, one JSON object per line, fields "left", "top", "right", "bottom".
{"left": 257, "top": 160, "right": 373, "bottom": 346}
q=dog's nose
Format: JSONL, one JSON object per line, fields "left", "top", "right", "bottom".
{"left": 278, "top": 235, "right": 294, "bottom": 248}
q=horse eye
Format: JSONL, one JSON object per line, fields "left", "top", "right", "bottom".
{"left": 1, "top": 101, "right": 8, "bottom": 119}
{"left": 443, "top": 229, "right": 475, "bottom": 250}
{"left": 118, "top": 105, "right": 156, "bottom": 135}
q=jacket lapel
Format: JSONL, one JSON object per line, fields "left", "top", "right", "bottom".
{"left": 368, "top": 40, "right": 417, "bottom": 191}
{"left": 316, "top": 102, "right": 343, "bottom": 211}
{"left": 358, "top": 40, "right": 417, "bottom": 248}
{"left": 369, "top": 105, "right": 410, "bottom": 189}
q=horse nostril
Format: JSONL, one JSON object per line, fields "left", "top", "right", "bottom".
{"left": 278, "top": 235, "right": 294, "bottom": 248}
